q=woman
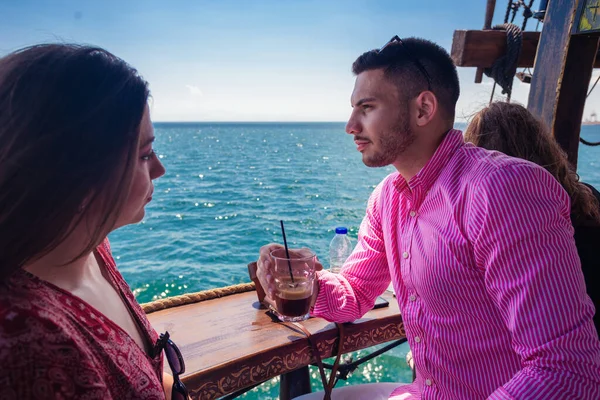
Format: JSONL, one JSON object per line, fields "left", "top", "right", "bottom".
{"left": 464, "top": 101, "right": 600, "bottom": 334}
{"left": 0, "top": 44, "right": 173, "bottom": 398}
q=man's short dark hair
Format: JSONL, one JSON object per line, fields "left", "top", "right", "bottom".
{"left": 352, "top": 37, "right": 460, "bottom": 118}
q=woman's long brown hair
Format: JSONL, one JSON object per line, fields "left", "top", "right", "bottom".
{"left": 0, "top": 44, "right": 149, "bottom": 280}
{"left": 465, "top": 101, "right": 600, "bottom": 226}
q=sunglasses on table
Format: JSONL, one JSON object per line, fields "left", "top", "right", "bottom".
{"left": 379, "top": 35, "right": 432, "bottom": 91}
{"left": 155, "top": 331, "right": 189, "bottom": 400}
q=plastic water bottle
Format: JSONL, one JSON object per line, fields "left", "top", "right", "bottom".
{"left": 329, "top": 227, "right": 353, "bottom": 273}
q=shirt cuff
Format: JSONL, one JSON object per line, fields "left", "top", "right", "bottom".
{"left": 310, "top": 270, "right": 338, "bottom": 317}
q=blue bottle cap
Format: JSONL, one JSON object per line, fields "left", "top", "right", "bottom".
{"left": 335, "top": 227, "right": 348, "bottom": 234}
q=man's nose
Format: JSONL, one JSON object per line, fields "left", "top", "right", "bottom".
{"left": 346, "top": 114, "right": 361, "bottom": 135}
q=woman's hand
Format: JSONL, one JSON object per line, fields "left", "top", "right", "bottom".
{"left": 163, "top": 372, "right": 174, "bottom": 400}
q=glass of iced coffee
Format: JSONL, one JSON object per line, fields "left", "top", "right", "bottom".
{"left": 270, "top": 248, "right": 316, "bottom": 322}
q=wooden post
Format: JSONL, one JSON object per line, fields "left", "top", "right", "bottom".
{"left": 527, "top": 0, "right": 599, "bottom": 166}
{"left": 280, "top": 367, "right": 312, "bottom": 400}
{"left": 553, "top": 36, "right": 599, "bottom": 166}
{"left": 475, "top": 0, "right": 497, "bottom": 83}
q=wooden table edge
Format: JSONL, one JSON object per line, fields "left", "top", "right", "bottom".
{"left": 183, "top": 312, "right": 405, "bottom": 399}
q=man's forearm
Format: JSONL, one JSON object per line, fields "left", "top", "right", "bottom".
{"left": 310, "top": 270, "right": 384, "bottom": 323}
{"left": 488, "top": 361, "right": 600, "bottom": 400}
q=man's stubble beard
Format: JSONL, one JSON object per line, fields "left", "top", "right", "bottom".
{"left": 363, "top": 110, "right": 415, "bottom": 168}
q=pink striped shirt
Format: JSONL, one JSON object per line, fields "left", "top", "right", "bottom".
{"left": 312, "top": 130, "right": 600, "bottom": 399}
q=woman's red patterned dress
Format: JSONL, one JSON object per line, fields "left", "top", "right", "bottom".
{"left": 0, "top": 239, "right": 164, "bottom": 399}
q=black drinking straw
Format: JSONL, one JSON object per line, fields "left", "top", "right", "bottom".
{"left": 280, "top": 220, "right": 295, "bottom": 284}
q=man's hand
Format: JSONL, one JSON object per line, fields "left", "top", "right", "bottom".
{"left": 256, "top": 243, "right": 323, "bottom": 308}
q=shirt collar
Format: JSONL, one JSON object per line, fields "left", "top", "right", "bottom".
{"left": 393, "top": 129, "right": 464, "bottom": 194}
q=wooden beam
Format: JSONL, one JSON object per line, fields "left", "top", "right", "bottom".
{"left": 452, "top": 30, "right": 540, "bottom": 68}
{"left": 527, "top": 0, "right": 599, "bottom": 167}
{"left": 452, "top": 29, "right": 600, "bottom": 68}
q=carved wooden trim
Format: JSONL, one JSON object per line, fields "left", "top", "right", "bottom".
{"left": 186, "top": 321, "right": 405, "bottom": 400}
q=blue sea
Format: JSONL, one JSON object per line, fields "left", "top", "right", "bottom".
{"left": 109, "top": 122, "right": 600, "bottom": 399}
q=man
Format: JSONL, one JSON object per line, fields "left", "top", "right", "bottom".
{"left": 257, "top": 37, "right": 600, "bottom": 399}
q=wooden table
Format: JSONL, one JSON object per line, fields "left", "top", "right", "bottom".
{"left": 148, "top": 290, "right": 404, "bottom": 400}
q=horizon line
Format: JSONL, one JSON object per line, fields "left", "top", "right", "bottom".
{"left": 153, "top": 120, "right": 348, "bottom": 124}
{"left": 151, "top": 120, "right": 471, "bottom": 124}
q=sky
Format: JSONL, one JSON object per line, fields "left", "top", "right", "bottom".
{"left": 2, "top": 0, "right": 599, "bottom": 122}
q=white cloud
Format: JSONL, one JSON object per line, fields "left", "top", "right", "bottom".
{"left": 185, "top": 85, "right": 203, "bottom": 96}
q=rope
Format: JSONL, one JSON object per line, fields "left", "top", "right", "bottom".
{"left": 504, "top": 0, "right": 512, "bottom": 23}
{"left": 294, "top": 322, "right": 345, "bottom": 400}
{"left": 489, "top": 81, "right": 497, "bottom": 105}
{"left": 587, "top": 75, "right": 600, "bottom": 98}
{"left": 504, "top": 1, "right": 535, "bottom": 30}
{"left": 485, "top": 23, "right": 523, "bottom": 101}
{"left": 513, "top": 1, "right": 535, "bottom": 88}
{"left": 581, "top": 75, "right": 600, "bottom": 146}
{"left": 522, "top": 0, "right": 534, "bottom": 30}
{"left": 580, "top": 137, "right": 600, "bottom": 146}
{"left": 142, "top": 282, "right": 256, "bottom": 314}
{"left": 510, "top": 2, "right": 519, "bottom": 23}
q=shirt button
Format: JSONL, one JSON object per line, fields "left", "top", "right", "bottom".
{"left": 402, "top": 252, "right": 409, "bottom": 259}
{"left": 409, "top": 294, "right": 417, "bottom": 302}
{"left": 409, "top": 210, "right": 416, "bottom": 217}
{"left": 425, "top": 379, "right": 433, "bottom": 386}
{"left": 414, "top": 336, "right": 421, "bottom": 343}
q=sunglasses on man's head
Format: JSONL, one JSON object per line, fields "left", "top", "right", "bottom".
{"left": 379, "top": 35, "right": 432, "bottom": 91}
{"left": 155, "top": 331, "right": 189, "bottom": 400}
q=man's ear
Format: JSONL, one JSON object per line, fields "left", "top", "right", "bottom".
{"left": 414, "top": 91, "right": 438, "bottom": 127}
